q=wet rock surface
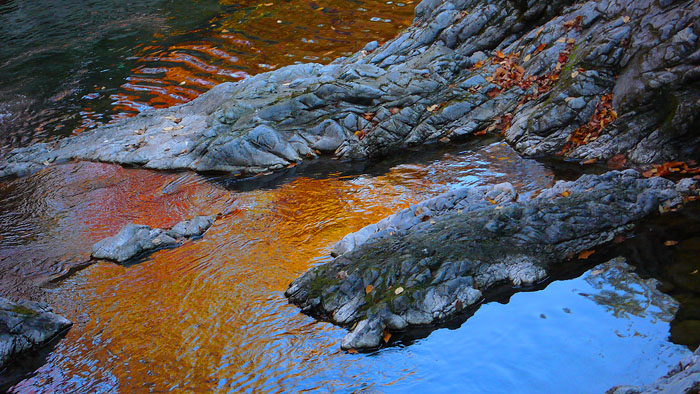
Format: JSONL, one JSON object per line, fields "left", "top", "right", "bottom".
{"left": 285, "top": 171, "right": 699, "bottom": 350}
{"left": 91, "top": 215, "right": 216, "bottom": 263}
{"left": 0, "top": 297, "right": 71, "bottom": 371}
{"left": 608, "top": 346, "right": 700, "bottom": 394}
{"left": 2, "top": 0, "right": 698, "bottom": 178}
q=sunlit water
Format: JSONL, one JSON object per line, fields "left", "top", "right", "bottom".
{"left": 0, "top": 141, "right": 692, "bottom": 392}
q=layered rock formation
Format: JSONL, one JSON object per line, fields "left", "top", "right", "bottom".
{"left": 1, "top": 0, "right": 698, "bottom": 178}
{"left": 0, "top": 297, "right": 71, "bottom": 371}
{"left": 286, "top": 171, "right": 699, "bottom": 350}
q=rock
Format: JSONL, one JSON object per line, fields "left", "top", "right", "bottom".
{"left": 2, "top": 0, "right": 698, "bottom": 178}
{"left": 285, "top": 171, "right": 699, "bottom": 350}
{"left": 607, "top": 347, "right": 700, "bottom": 394}
{"left": 0, "top": 297, "right": 71, "bottom": 370}
{"left": 91, "top": 215, "right": 216, "bottom": 263}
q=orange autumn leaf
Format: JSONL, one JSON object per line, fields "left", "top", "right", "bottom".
{"left": 365, "top": 284, "right": 374, "bottom": 294}
{"left": 578, "top": 249, "right": 595, "bottom": 259}
{"left": 383, "top": 330, "right": 392, "bottom": 343}
{"left": 347, "top": 349, "right": 358, "bottom": 354}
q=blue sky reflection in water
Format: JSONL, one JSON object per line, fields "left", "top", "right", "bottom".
{"left": 2, "top": 141, "right": 691, "bottom": 393}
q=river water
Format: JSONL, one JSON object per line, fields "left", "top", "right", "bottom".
{"left": 0, "top": 0, "right": 696, "bottom": 392}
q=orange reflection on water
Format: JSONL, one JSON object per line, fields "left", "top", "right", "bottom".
{"left": 6, "top": 143, "right": 554, "bottom": 393}
{"left": 78, "top": 0, "right": 415, "bottom": 128}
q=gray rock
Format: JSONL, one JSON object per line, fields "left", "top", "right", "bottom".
{"left": 91, "top": 215, "right": 216, "bottom": 263}
{"left": 0, "top": 297, "right": 71, "bottom": 370}
{"left": 607, "top": 347, "right": 700, "bottom": 394}
{"left": 3, "top": 0, "right": 697, "bottom": 179}
{"left": 285, "top": 171, "right": 699, "bottom": 350}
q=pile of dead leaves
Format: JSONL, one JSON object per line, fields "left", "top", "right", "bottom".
{"left": 560, "top": 93, "right": 617, "bottom": 154}
{"left": 642, "top": 161, "right": 700, "bottom": 178}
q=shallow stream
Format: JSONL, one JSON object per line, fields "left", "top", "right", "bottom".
{"left": 0, "top": 0, "right": 698, "bottom": 392}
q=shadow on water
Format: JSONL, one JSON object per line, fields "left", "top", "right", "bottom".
{"left": 208, "top": 136, "right": 504, "bottom": 192}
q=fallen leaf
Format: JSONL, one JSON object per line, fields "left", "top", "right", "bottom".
{"left": 286, "top": 163, "right": 297, "bottom": 169}
{"left": 567, "top": 38, "right": 577, "bottom": 44}
{"left": 179, "top": 81, "right": 186, "bottom": 85}
{"left": 383, "top": 330, "right": 392, "bottom": 343}
{"left": 474, "top": 129, "right": 487, "bottom": 136}
{"left": 427, "top": 104, "right": 439, "bottom": 112}
{"left": 582, "top": 158, "right": 597, "bottom": 165}
{"left": 163, "top": 126, "right": 174, "bottom": 132}
{"left": 561, "top": 190, "right": 571, "bottom": 197}
{"left": 622, "top": 16, "right": 630, "bottom": 23}
{"left": 365, "top": 285, "right": 374, "bottom": 294}
{"left": 524, "top": 54, "right": 531, "bottom": 62}
{"left": 571, "top": 70, "right": 579, "bottom": 78}
{"left": 439, "top": 137, "right": 451, "bottom": 143}
{"left": 347, "top": 349, "right": 358, "bottom": 354}
{"left": 390, "top": 107, "right": 401, "bottom": 115}
{"left": 664, "top": 240, "right": 679, "bottom": 246}
{"left": 578, "top": 249, "right": 595, "bottom": 259}
{"left": 394, "top": 287, "right": 404, "bottom": 295}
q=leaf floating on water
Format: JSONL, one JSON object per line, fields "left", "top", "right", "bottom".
{"left": 664, "top": 240, "right": 679, "bottom": 246}
{"left": 394, "top": 287, "right": 404, "bottom": 295}
{"left": 365, "top": 285, "right": 374, "bottom": 295}
{"left": 578, "top": 249, "right": 595, "bottom": 259}
{"left": 347, "top": 349, "right": 358, "bottom": 354}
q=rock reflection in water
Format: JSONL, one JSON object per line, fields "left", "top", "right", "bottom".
{"left": 582, "top": 258, "right": 678, "bottom": 326}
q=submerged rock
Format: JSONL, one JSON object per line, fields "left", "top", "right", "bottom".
{"left": 1, "top": 0, "right": 698, "bottom": 178}
{"left": 285, "top": 171, "right": 699, "bottom": 350}
{"left": 92, "top": 215, "right": 216, "bottom": 263}
{"left": 608, "top": 346, "right": 700, "bottom": 394}
{"left": 0, "top": 297, "right": 71, "bottom": 370}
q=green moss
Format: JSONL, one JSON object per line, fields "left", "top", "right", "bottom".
{"left": 11, "top": 304, "right": 39, "bottom": 317}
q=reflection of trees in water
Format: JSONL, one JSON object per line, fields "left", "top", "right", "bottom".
{"left": 581, "top": 257, "right": 678, "bottom": 323}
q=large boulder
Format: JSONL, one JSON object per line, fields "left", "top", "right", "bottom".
{"left": 2, "top": 0, "right": 698, "bottom": 178}
{"left": 285, "top": 171, "right": 699, "bottom": 350}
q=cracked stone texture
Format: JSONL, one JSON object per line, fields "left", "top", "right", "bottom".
{"left": 91, "top": 215, "right": 216, "bottom": 263}
{"left": 0, "top": 297, "right": 71, "bottom": 370}
{"left": 285, "top": 171, "right": 699, "bottom": 350}
{"left": 2, "top": 0, "right": 698, "bottom": 178}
